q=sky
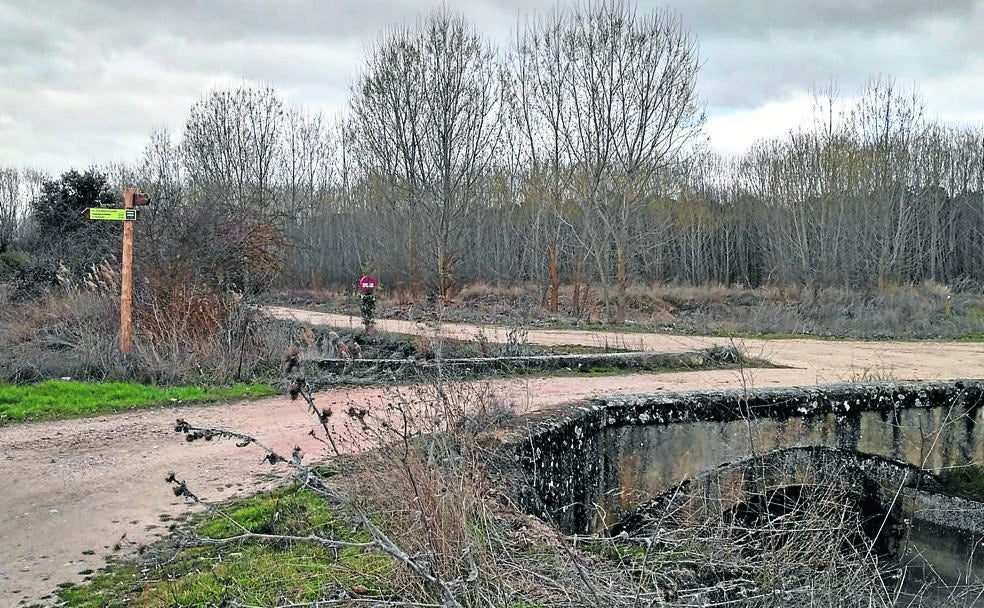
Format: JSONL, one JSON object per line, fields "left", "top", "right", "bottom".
{"left": 1, "top": 0, "right": 983, "bottom": 175}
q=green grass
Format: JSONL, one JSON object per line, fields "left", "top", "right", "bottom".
{"left": 0, "top": 380, "right": 276, "bottom": 424}
{"left": 939, "top": 465, "right": 984, "bottom": 499}
{"left": 954, "top": 333, "right": 984, "bottom": 343}
{"left": 57, "top": 485, "right": 396, "bottom": 608}
{"left": 195, "top": 485, "right": 352, "bottom": 540}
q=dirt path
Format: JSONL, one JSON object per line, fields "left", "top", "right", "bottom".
{"left": 267, "top": 307, "right": 984, "bottom": 384}
{"left": 3, "top": 309, "right": 983, "bottom": 606}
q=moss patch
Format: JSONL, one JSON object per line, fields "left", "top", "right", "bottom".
{"left": 57, "top": 485, "right": 395, "bottom": 607}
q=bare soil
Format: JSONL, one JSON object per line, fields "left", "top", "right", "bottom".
{"left": 3, "top": 308, "right": 983, "bottom": 606}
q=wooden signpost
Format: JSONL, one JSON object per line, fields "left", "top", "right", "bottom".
{"left": 87, "top": 188, "right": 148, "bottom": 354}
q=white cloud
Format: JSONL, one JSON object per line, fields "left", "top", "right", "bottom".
{"left": 704, "top": 93, "right": 817, "bottom": 157}
{"left": 920, "top": 56, "right": 984, "bottom": 128}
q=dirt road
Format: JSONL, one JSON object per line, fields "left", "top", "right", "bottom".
{"left": 3, "top": 309, "right": 983, "bottom": 605}
{"left": 267, "top": 307, "right": 984, "bottom": 384}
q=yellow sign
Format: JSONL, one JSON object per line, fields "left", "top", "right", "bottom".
{"left": 88, "top": 208, "right": 136, "bottom": 221}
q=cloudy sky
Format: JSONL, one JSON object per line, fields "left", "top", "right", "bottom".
{"left": 1, "top": 0, "right": 982, "bottom": 175}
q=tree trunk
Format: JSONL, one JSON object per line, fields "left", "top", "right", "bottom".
{"left": 548, "top": 243, "right": 559, "bottom": 314}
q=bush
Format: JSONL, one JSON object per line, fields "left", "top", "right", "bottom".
{"left": 29, "top": 169, "right": 119, "bottom": 276}
{"left": 9, "top": 255, "right": 61, "bottom": 300}
{"left": 0, "top": 250, "right": 28, "bottom": 280}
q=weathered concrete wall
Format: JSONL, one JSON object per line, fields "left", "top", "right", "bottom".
{"left": 312, "top": 346, "right": 736, "bottom": 377}
{"left": 618, "top": 446, "right": 984, "bottom": 583}
{"left": 515, "top": 380, "right": 984, "bottom": 534}
{"left": 621, "top": 446, "right": 984, "bottom": 533}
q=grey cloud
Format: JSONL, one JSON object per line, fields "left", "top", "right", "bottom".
{"left": 661, "top": 0, "right": 979, "bottom": 38}
{"left": 672, "top": 0, "right": 984, "bottom": 111}
{"left": 698, "top": 26, "right": 969, "bottom": 109}
{"left": 46, "top": 0, "right": 535, "bottom": 47}
{"left": 1, "top": 0, "right": 983, "bottom": 173}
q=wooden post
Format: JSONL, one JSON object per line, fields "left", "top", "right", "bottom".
{"left": 616, "top": 246, "right": 626, "bottom": 322}
{"left": 120, "top": 188, "right": 135, "bottom": 354}
{"left": 548, "top": 243, "right": 559, "bottom": 314}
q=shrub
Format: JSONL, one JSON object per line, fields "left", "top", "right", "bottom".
{"left": 9, "top": 255, "right": 61, "bottom": 300}
{"left": 0, "top": 250, "right": 28, "bottom": 280}
{"left": 29, "top": 169, "right": 119, "bottom": 276}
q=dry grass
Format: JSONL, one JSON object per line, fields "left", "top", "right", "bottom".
{"left": 457, "top": 281, "right": 529, "bottom": 302}
{"left": 0, "top": 289, "right": 121, "bottom": 382}
{"left": 252, "top": 375, "right": 961, "bottom": 607}
{"left": 0, "top": 285, "right": 298, "bottom": 384}
{"left": 314, "top": 378, "right": 644, "bottom": 606}
{"left": 273, "top": 280, "right": 984, "bottom": 340}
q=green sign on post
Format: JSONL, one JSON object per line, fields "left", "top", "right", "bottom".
{"left": 88, "top": 208, "right": 136, "bottom": 221}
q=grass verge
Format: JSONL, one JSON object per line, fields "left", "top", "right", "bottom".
{"left": 0, "top": 380, "right": 275, "bottom": 424}
{"left": 55, "top": 485, "right": 396, "bottom": 608}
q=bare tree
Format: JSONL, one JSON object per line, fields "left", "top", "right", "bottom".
{"left": 279, "top": 106, "right": 336, "bottom": 218}
{"left": 348, "top": 22, "right": 426, "bottom": 294}
{"left": 0, "top": 167, "right": 21, "bottom": 253}
{"left": 949, "top": 127, "right": 984, "bottom": 284}
{"left": 731, "top": 80, "right": 936, "bottom": 289}
{"left": 349, "top": 9, "right": 504, "bottom": 299}
{"left": 182, "top": 85, "right": 285, "bottom": 219}
{"left": 847, "top": 77, "right": 924, "bottom": 287}
{"left": 138, "top": 127, "right": 184, "bottom": 213}
{"left": 511, "top": 1, "right": 704, "bottom": 320}
{"left": 180, "top": 85, "right": 289, "bottom": 293}
{"left": 132, "top": 128, "right": 189, "bottom": 281}
{"left": 278, "top": 107, "right": 342, "bottom": 285}
{"left": 0, "top": 167, "right": 45, "bottom": 254}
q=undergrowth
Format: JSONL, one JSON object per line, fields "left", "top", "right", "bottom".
{"left": 270, "top": 282, "right": 984, "bottom": 341}
{"left": 0, "top": 286, "right": 302, "bottom": 385}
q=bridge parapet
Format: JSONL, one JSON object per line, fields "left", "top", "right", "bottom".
{"left": 514, "top": 380, "right": 984, "bottom": 534}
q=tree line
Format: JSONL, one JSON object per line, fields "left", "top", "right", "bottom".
{"left": 2, "top": 3, "right": 983, "bottom": 317}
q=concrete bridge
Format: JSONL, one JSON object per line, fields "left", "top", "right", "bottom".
{"left": 511, "top": 380, "right": 984, "bottom": 539}
{"left": 619, "top": 446, "right": 984, "bottom": 582}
